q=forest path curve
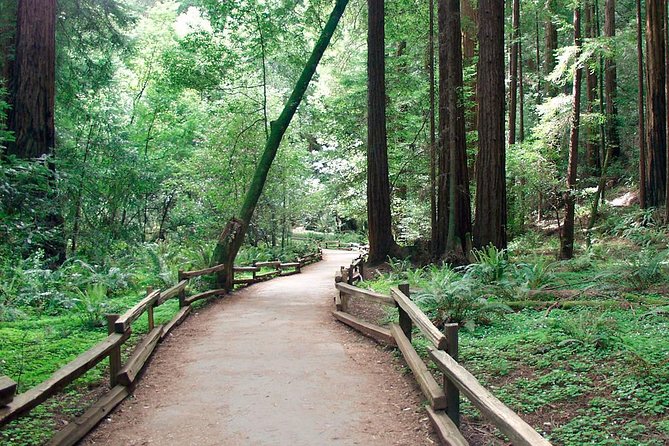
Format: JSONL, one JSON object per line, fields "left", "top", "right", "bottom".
{"left": 81, "top": 249, "right": 436, "bottom": 446}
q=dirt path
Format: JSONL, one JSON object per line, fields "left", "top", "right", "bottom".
{"left": 82, "top": 250, "right": 437, "bottom": 446}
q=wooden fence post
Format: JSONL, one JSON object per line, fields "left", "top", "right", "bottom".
{"left": 444, "top": 323, "right": 460, "bottom": 426}
{"left": 146, "top": 287, "right": 155, "bottom": 331}
{"left": 177, "top": 270, "right": 186, "bottom": 308}
{"left": 398, "top": 283, "right": 412, "bottom": 341}
{"left": 106, "top": 314, "right": 121, "bottom": 387}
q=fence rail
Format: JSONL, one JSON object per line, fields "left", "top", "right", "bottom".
{"left": 0, "top": 248, "right": 323, "bottom": 445}
{"left": 333, "top": 277, "right": 552, "bottom": 446}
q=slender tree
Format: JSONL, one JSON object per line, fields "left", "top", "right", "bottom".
{"left": 212, "top": 0, "right": 350, "bottom": 288}
{"left": 604, "top": 0, "right": 620, "bottom": 161}
{"left": 474, "top": 0, "right": 506, "bottom": 250}
{"left": 560, "top": 6, "right": 582, "bottom": 260}
{"left": 366, "top": 0, "right": 399, "bottom": 264}
{"left": 585, "top": 1, "right": 600, "bottom": 173}
{"left": 544, "top": 0, "right": 558, "bottom": 80}
{"left": 436, "top": 0, "right": 448, "bottom": 255}
{"left": 509, "top": 0, "right": 520, "bottom": 145}
{"left": 429, "top": 0, "right": 437, "bottom": 255}
{"left": 637, "top": 0, "right": 646, "bottom": 208}
{"left": 645, "top": 0, "right": 666, "bottom": 207}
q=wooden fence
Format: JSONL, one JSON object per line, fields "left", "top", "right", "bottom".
{"left": 0, "top": 249, "right": 323, "bottom": 446}
{"left": 333, "top": 278, "right": 552, "bottom": 446}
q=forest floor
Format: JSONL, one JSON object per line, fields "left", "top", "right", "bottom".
{"left": 80, "top": 249, "right": 439, "bottom": 446}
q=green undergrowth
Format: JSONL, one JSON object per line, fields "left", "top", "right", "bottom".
{"left": 0, "top": 238, "right": 319, "bottom": 445}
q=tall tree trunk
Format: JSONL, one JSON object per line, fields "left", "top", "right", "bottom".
{"left": 6, "top": 0, "right": 64, "bottom": 265}
{"left": 645, "top": 0, "right": 667, "bottom": 207}
{"left": 604, "top": 0, "right": 620, "bottom": 161}
{"left": 6, "top": 0, "right": 55, "bottom": 158}
{"left": 0, "top": 0, "right": 16, "bottom": 93}
{"left": 665, "top": 1, "right": 669, "bottom": 221}
{"left": 637, "top": 0, "right": 647, "bottom": 208}
{"left": 535, "top": 9, "right": 542, "bottom": 97}
{"left": 474, "top": 0, "right": 506, "bottom": 250}
{"left": 366, "top": 0, "right": 398, "bottom": 264}
{"left": 544, "top": 0, "right": 558, "bottom": 82}
{"left": 585, "top": 1, "right": 600, "bottom": 174}
{"left": 436, "top": 0, "right": 449, "bottom": 256}
{"left": 444, "top": 0, "right": 472, "bottom": 257}
{"left": 429, "top": 0, "right": 437, "bottom": 256}
{"left": 519, "top": 43, "right": 525, "bottom": 142}
{"left": 509, "top": 0, "right": 520, "bottom": 146}
{"left": 560, "top": 7, "right": 583, "bottom": 260}
{"left": 461, "top": 0, "right": 477, "bottom": 60}
{"left": 212, "top": 0, "right": 350, "bottom": 289}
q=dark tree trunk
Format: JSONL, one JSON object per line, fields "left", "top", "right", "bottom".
{"left": 366, "top": 0, "right": 398, "bottom": 264}
{"left": 461, "top": 0, "right": 477, "bottom": 61}
{"left": 6, "top": 0, "right": 64, "bottom": 265}
{"left": 6, "top": 0, "right": 56, "bottom": 158}
{"left": 444, "top": 0, "right": 472, "bottom": 256}
{"left": 585, "top": 1, "right": 600, "bottom": 174}
{"left": 645, "top": 0, "right": 667, "bottom": 207}
{"left": 436, "top": 0, "right": 448, "bottom": 256}
{"left": 637, "top": 0, "right": 647, "bottom": 208}
{"left": 544, "top": 1, "right": 558, "bottom": 79}
{"left": 509, "top": 0, "right": 520, "bottom": 146}
{"left": 560, "top": 7, "right": 583, "bottom": 260}
{"left": 212, "top": 0, "right": 350, "bottom": 288}
{"left": 429, "top": 0, "right": 437, "bottom": 256}
{"left": 474, "top": 0, "right": 506, "bottom": 250}
{"left": 604, "top": 0, "right": 620, "bottom": 161}
{"left": 0, "top": 0, "right": 16, "bottom": 92}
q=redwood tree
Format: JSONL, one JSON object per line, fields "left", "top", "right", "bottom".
{"left": 366, "top": 0, "right": 399, "bottom": 264}
{"left": 6, "top": 0, "right": 56, "bottom": 158}
{"left": 560, "top": 7, "right": 583, "bottom": 260}
{"left": 637, "top": 0, "right": 646, "bottom": 208}
{"left": 444, "top": 0, "right": 471, "bottom": 256}
{"left": 604, "top": 0, "right": 620, "bottom": 161}
{"left": 473, "top": 0, "right": 506, "bottom": 250}
{"left": 585, "top": 1, "right": 600, "bottom": 173}
{"left": 509, "top": 0, "right": 520, "bottom": 146}
{"left": 645, "top": 0, "right": 666, "bottom": 207}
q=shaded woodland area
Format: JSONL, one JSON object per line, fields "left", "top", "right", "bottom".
{"left": 2, "top": 0, "right": 669, "bottom": 445}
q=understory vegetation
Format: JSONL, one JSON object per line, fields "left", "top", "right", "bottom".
{"left": 360, "top": 203, "right": 669, "bottom": 445}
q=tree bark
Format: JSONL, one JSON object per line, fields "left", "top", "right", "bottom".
{"left": 509, "top": 0, "right": 520, "bottom": 146}
{"left": 212, "top": 0, "right": 350, "bottom": 288}
{"left": 604, "top": 0, "right": 620, "bottom": 161}
{"left": 460, "top": 0, "right": 477, "bottom": 61}
{"left": 436, "top": 0, "right": 449, "bottom": 256}
{"left": 429, "top": 0, "right": 437, "bottom": 256}
{"left": 366, "top": 0, "right": 398, "bottom": 264}
{"left": 444, "top": 0, "right": 472, "bottom": 257}
{"left": 637, "top": 0, "right": 647, "bottom": 208}
{"left": 645, "top": 0, "right": 667, "bottom": 207}
{"left": 473, "top": 0, "right": 506, "bottom": 250}
{"left": 585, "top": 1, "right": 600, "bottom": 174}
{"left": 560, "top": 7, "right": 582, "bottom": 260}
{"left": 6, "top": 0, "right": 56, "bottom": 158}
{"left": 544, "top": 0, "right": 558, "bottom": 80}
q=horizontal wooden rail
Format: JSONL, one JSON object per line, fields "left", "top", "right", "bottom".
{"left": 255, "top": 261, "right": 281, "bottom": 268}
{"left": 184, "top": 289, "right": 226, "bottom": 305}
{"left": 390, "top": 324, "right": 446, "bottom": 410}
{"left": 280, "top": 262, "right": 300, "bottom": 268}
{"left": 426, "top": 407, "right": 469, "bottom": 446}
{"left": 179, "top": 263, "right": 226, "bottom": 279}
{"left": 117, "top": 326, "right": 163, "bottom": 386}
{"left": 46, "top": 385, "right": 130, "bottom": 446}
{"left": 391, "top": 287, "right": 448, "bottom": 350}
{"left": 161, "top": 306, "right": 191, "bottom": 341}
{"left": 233, "top": 266, "right": 260, "bottom": 272}
{"left": 332, "top": 311, "right": 396, "bottom": 345}
{"left": 335, "top": 283, "right": 394, "bottom": 307}
{"left": 0, "top": 331, "right": 130, "bottom": 426}
{"left": 115, "top": 290, "right": 160, "bottom": 333}
{"left": 158, "top": 280, "right": 188, "bottom": 305}
{"left": 429, "top": 348, "right": 551, "bottom": 446}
